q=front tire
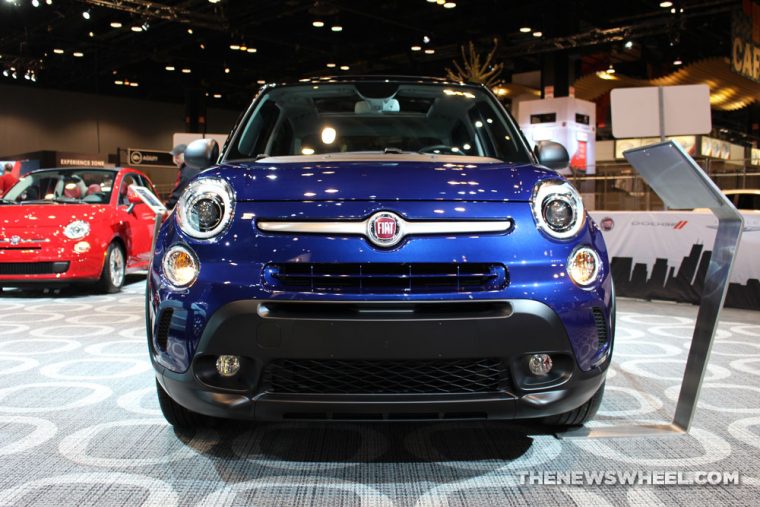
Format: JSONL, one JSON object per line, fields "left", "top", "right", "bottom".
{"left": 543, "top": 382, "right": 605, "bottom": 427}
{"left": 98, "top": 242, "right": 125, "bottom": 293}
{"left": 156, "top": 379, "right": 209, "bottom": 429}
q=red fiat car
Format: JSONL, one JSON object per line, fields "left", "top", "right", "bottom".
{"left": 0, "top": 167, "right": 161, "bottom": 292}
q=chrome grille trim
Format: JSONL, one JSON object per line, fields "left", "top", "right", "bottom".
{"left": 257, "top": 217, "right": 512, "bottom": 236}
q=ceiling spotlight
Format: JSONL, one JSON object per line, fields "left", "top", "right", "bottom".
{"left": 114, "top": 80, "right": 123, "bottom": 85}
{"left": 199, "top": 43, "right": 205, "bottom": 49}
{"left": 519, "top": 26, "right": 531, "bottom": 33}
{"left": 331, "top": 25, "right": 343, "bottom": 32}
{"left": 187, "top": 28, "right": 193, "bottom": 34}
{"left": 247, "top": 47, "right": 256, "bottom": 53}
{"left": 30, "top": 72, "right": 36, "bottom": 82}
{"left": 224, "top": 66, "right": 230, "bottom": 74}
{"left": 32, "top": 0, "right": 40, "bottom": 6}
{"left": 443, "top": 2, "right": 456, "bottom": 8}
{"left": 181, "top": 68, "right": 191, "bottom": 73}
{"left": 673, "top": 58, "right": 683, "bottom": 65}
{"left": 2, "top": 70, "right": 8, "bottom": 77}
{"left": 165, "top": 65, "right": 175, "bottom": 71}
{"left": 423, "top": 35, "right": 431, "bottom": 44}
{"left": 53, "top": 48, "right": 64, "bottom": 54}
{"left": 326, "top": 63, "right": 336, "bottom": 68}
{"left": 73, "top": 51, "right": 84, "bottom": 58}
{"left": 340, "top": 65, "right": 349, "bottom": 70}
{"left": 129, "top": 82, "right": 138, "bottom": 87}
{"left": 24, "top": 70, "right": 30, "bottom": 80}
{"left": 312, "top": 20, "right": 324, "bottom": 27}
{"left": 411, "top": 45, "right": 422, "bottom": 51}
{"left": 624, "top": 40, "right": 634, "bottom": 49}
{"left": 88, "top": 31, "right": 94, "bottom": 38}
{"left": 532, "top": 31, "right": 543, "bottom": 37}
{"left": 424, "top": 48, "right": 435, "bottom": 54}
{"left": 46, "top": 0, "right": 52, "bottom": 4}
{"left": 606, "top": 63, "right": 615, "bottom": 74}
{"left": 659, "top": 1, "right": 673, "bottom": 7}
{"left": 141, "top": 22, "right": 150, "bottom": 31}
{"left": 239, "top": 45, "right": 247, "bottom": 51}
{"left": 11, "top": 71, "right": 17, "bottom": 79}
{"left": 82, "top": 10, "right": 90, "bottom": 20}
{"left": 213, "top": 93, "right": 222, "bottom": 98}
{"left": 208, "top": 0, "right": 221, "bottom": 3}
{"left": 229, "top": 44, "right": 240, "bottom": 50}
{"left": 436, "top": 0, "right": 445, "bottom": 4}
{"left": 131, "top": 26, "right": 142, "bottom": 32}
{"left": 110, "top": 22, "right": 122, "bottom": 28}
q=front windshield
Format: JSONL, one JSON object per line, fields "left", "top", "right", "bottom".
{"left": 3, "top": 169, "right": 116, "bottom": 204}
{"left": 225, "top": 82, "right": 532, "bottom": 163}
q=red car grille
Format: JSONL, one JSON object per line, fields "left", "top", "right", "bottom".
{"left": 0, "top": 262, "right": 69, "bottom": 275}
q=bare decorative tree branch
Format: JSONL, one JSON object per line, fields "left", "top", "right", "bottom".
{"left": 445, "top": 39, "right": 503, "bottom": 87}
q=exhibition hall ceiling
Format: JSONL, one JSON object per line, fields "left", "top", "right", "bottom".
{"left": 0, "top": 0, "right": 739, "bottom": 106}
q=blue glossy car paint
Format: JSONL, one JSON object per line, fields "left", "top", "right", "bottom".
{"left": 147, "top": 79, "right": 614, "bottom": 423}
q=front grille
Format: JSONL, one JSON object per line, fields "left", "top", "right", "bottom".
{"left": 592, "top": 307, "right": 608, "bottom": 347}
{"left": 263, "top": 263, "right": 509, "bottom": 294}
{"left": 0, "top": 262, "right": 69, "bottom": 275}
{"left": 261, "top": 358, "right": 513, "bottom": 395}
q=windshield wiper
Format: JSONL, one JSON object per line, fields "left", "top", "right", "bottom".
{"left": 52, "top": 197, "right": 84, "bottom": 204}
{"left": 0, "top": 198, "right": 18, "bottom": 205}
{"left": 383, "top": 147, "right": 406, "bottom": 154}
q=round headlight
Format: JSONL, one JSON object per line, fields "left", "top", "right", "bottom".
{"left": 567, "top": 246, "right": 601, "bottom": 286}
{"left": 63, "top": 220, "right": 90, "bottom": 239}
{"left": 531, "top": 180, "right": 585, "bottom": 239}
{"left": 162, "top": 245, "right": 200, "bottom": 287}
{"left": 176, "top": 178, "right": 234, "bottom": 239}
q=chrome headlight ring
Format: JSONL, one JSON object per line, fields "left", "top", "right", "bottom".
{"left": 63, "top": 220, "right": 91, "bottom": 240}
{"left": 175, "top": 178, "right": 235, "bottom": 240}
{"left": 531, "top": 179, "right": 586, "bottom": 240}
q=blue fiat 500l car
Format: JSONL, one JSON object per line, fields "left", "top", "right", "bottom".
{"left": 147, "top": 77, "right": 614, "bottom": 429}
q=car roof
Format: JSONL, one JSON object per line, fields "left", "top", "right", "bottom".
{"left": 24, "top": 167, "right": 118, "bottom": 175}
{"left": 264, "top": 75, "right": 485, "bottom": 90}
{"left": 724, "top": 189, "right": 760, "bottom": 195}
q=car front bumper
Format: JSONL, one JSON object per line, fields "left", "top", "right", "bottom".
{"left": 152, "top": 298, "right": 610, "bottom": 421}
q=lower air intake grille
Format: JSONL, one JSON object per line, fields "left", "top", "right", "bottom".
{"left": 155, "top": 309, "right": 173, "bottom": 352}
{"left": 263, "top": 263, "right": 509, "bottom": 294}
{"left": 592, "top": 307, "right": 608, "bottom": 347}
{"left": 0, "top": 262, "right": 69, "bottom": 275}
{"left": 261, "top": 358, "right": 513, "bottom": 395}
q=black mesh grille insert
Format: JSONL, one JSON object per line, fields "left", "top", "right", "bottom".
{"left": 0, "top": 262, "right": 69, "bottom": 275}
{"left": 592, "top": 307, "right": 608, "bottom": 347}
{"left": 261, "top": 358, "right": 513, "bottom": 395}
{"left": 155, "top": 309, "right": 173, "bottom": 351}
{"left": 263, "top": 263, "right": 508, "bottom": 294}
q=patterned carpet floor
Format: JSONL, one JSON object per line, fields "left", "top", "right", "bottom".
{"left": 1, "top": 279, "right": 759, "bottom": 506}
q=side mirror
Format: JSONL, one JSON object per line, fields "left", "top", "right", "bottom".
{"left": 126, "top": 185, "right": 142, "bottom": 204}
{"left": 534, "top": 141, "right": 570, "bottom": 171}
{"left": 184, "top": 138, "right": 220, "bottom": 170}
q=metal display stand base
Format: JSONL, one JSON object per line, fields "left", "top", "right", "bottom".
{"left": 557, "top": 141, "right": 744, "bottom": 439}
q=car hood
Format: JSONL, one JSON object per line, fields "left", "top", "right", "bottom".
{"left": 0, "top": 204, "right": 109, "bottom": 234}
{"left": 209, "top": 156, "right": 556, "bottom": 202}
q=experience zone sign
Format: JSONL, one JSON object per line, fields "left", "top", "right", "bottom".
{"left": 732, "top": 2, "right": 760, "bottom": 83}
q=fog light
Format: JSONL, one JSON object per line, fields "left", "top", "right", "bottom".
{"left": 567, "top": 246, "right": 600, "bottom": 286}
{"left": 73, "top": 241, "right": 91, "bottom": 253}
{"left": 162, "top": 245, "right": 199, "bottom": 287}
{"left": 216, "top": 355, "right": 240, "bottom": 377}
{"left": 528, "top": 354, "right": 553, "bottom": 376}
